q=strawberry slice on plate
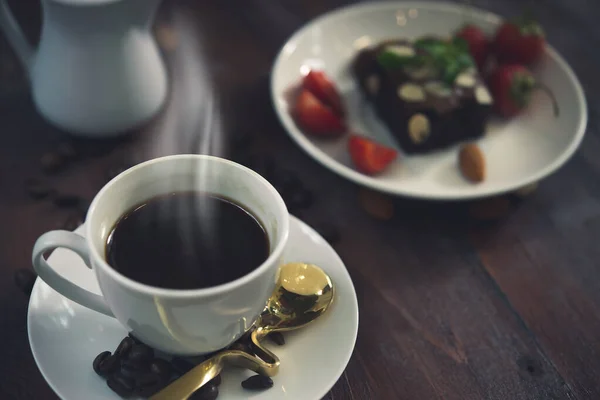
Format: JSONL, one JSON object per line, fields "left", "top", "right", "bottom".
{"left": 293, "top": 89, "right": 345, "bottom": 136}
{"left": 303, "top": 70, "right": 345, "bottom": 116}
{"left": 348, "top": 135, "right": 398, "bottom": 175}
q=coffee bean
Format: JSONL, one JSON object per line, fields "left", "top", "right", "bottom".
{"left": 56, "top": 142, "right": 77, "bottom": 160}
{"left": 121, "top": 359, "right": 150, "bottom": 381}
{"left": 150, "top": 358, "right": 172, "bottom": 382}
{"left": 114, "top": 371, "right": 136, "bottom": 389}
{"left": 136, "top": 380, "right": 165, "bottom": 397}
{"left": 241, "top": 374, "right": 273, "bottom": 390}
{"left": 120, "top": 365, "right": 145, "bottom": 383}
{"left": 189, "top": 382, "right": 218, "bottom": 400}
{"left": 135, "top": 371, "right": 159, "bottom": 387}
{"left": 40, "top": 152, "right": 64, "bottom": 173}
{"left": 24, "top": 178, "right": 53, "bottom": 200}
{"left": 98, "top": 354, "right": 120, "bottom": 376}
{"left": 170, "top": 357, "right": 194, "bottom": 375}
{"left": 92, "top": 351, "right": 120, "bottom": 377}
{"left": 115, "top": 337, "right": 134, "bottom": 358}
{"left": 107, "top": 374, "right": 134, "bottom": 397}
{"left": 53, "top": 194, "right": 82, "bottom": 209}
{"left": 92, "top": 351, "right": 111, "bottom": 376}
{"left": 128, "top": 332, "right": 142, "bottom": 344}
{"left": 123, "top": 359, "right": 151, "bottom": 376}
{"left": 127, "top": 344, "right": 154, "bottom": 364}
{"left": 209, "top": 374, "right": 222, "bottom": 386}
{"left": 14, "top": 268, "right": 37, "bottom": 295}
{"left": 267, "top": 332, "right": 285, "bottom": 346}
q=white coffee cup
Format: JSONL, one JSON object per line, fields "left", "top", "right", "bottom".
{"left": 32, "top": 155, "right": 289, "bottom": 355}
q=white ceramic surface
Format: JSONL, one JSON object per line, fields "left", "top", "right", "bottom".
{"left": 271, "top": 1, "right": 587, "bottom": 200}
{"left": 28, "top": 218, "right": 359, "bottom": 400}
{"left": 31, "top": 155, "right": 290, "bottom": 355}
{"left": 0, "top": 0, "right": 167, "bottom": 136}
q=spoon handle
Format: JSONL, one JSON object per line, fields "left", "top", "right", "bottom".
{"left": 150, "top": 349, "right": 279, "bottom": 400}
{"left": 149, "top": 355, "right": 225, "bottom": 400}
{"left": 251, "top": 328, "right": 280, "bottom": 366}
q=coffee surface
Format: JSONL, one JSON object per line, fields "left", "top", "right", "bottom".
{"left": 106, "top": 192, "right": 269, "bottom": 290}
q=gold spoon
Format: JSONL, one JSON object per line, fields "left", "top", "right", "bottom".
{"left": 150, "top": 262, "right": 335, "bottom": 400}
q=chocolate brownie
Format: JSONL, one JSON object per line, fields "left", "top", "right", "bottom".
{"left": 352, "top": 38, "right": 493, "bottom": 154}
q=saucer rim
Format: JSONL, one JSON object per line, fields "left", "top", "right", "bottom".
{"left": 270, "top": 0, "right": 588, "bottom": 200}
{"left": 27, "top": 215, "right": 359, "bottom": 400}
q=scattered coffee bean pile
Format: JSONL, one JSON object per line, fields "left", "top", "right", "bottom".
{"left": 93, "top": 335, "right": 221, "bottom": 399}
{"left": 93, "top": 333, "right": 281, "bottom": 398}
{"left": 93, "top": 336, "right": 183, "bottom": 398}
{"left": 25, "top": 139, "right": 135, "bottom": 231}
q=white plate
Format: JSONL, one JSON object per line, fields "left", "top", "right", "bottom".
{"left": 271, "top": 1, "right": 587, "bottom": 200}
{"left": 27, "top": 216, "right": 358, "bottom": 400}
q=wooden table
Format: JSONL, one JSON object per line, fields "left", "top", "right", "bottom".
{"left": 1, "top": 0, "right": 599, "bottom": 398}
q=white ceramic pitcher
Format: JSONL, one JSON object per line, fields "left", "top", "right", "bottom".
{"left": 0, "top": 0, "right": 168, "bottom": 137}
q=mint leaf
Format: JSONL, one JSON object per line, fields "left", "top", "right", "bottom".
{"left": 377, "top": 49, "right": 420, "bottom": 70}
{"left": 451, "top": 36, "right": 470, "bottom": 53}
{"left": 414, "top": 38, "right": 447, "bottom": 58}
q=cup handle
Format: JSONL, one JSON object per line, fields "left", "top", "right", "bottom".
{"left": 32, "top": 230, "right": 114, "bottom": 318}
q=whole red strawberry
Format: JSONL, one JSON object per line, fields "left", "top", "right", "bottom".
{"left": 489, "top": 64, "right": 558, "bottom": 118}
{"left": 493, "top": 14, "right": 546, "bottom": 65}
{"left": 455, "top": 24, "right": 490, "bottom": 69}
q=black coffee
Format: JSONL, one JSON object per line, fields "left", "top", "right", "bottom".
{"left": 105, "top": 192, "right": 269, "bottom": 290}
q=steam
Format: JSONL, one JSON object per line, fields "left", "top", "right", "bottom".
{"left": 150, "top": 11, "right": 223, "bottom": 159}
{"left": 148, "top": 10, "right": 225, "bottom": 259}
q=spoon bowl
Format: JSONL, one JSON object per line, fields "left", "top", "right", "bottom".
{"left": 253, "top": 262, "right": 334, "bottom": 340}
{"left": 150, "top": 262, "right": 335, "bottom": 400}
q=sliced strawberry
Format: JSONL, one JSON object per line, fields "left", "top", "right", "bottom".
{"left": 348, "top": 135, "right": 397, "bottom": 175}
{"left": 294, "top": 89, "right": 345, "bottom": 136}
{"left": 303, "top": 70, "right": 345, "bottom": 116}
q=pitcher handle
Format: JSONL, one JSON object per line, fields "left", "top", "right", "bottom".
{"left": 32, "top": 230, "right": 114, "bottom": 317}
{"left": 0, "top": 0, "right": 33, "bottom": 71}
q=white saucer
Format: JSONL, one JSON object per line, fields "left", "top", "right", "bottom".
{"left": 271, "top": 1, "right": 587, "bottom": 200}
{"left": 27, "top": 216, "right": 358, "bottom": 400}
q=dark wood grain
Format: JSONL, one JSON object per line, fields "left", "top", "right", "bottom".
{"left": 1, "top": 0, "right": 599, "bottom": 399}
